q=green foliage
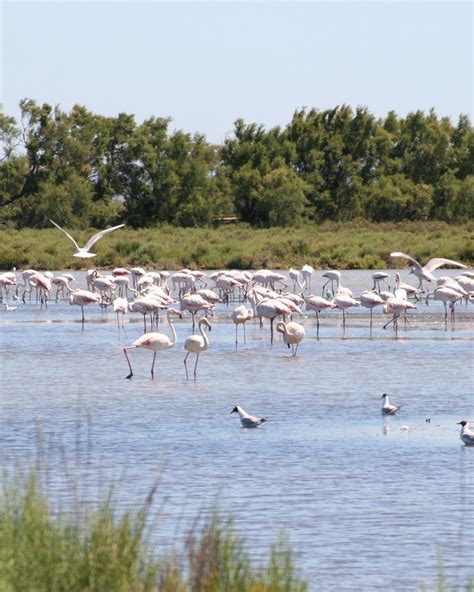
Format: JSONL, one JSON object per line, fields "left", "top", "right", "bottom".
{"left": 0, "top": 222, "right": 471, "bottom": 270}
{"left": 0, "top": 100, "right": 472, "bottom": 229}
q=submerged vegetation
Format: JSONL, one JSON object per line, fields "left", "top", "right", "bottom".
{"left": 0, "top": 221, "right": 472, "bottom": 270}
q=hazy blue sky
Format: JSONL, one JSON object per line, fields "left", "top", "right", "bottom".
{"left": 1, "top": 1, "right": 472, "bottom": 143}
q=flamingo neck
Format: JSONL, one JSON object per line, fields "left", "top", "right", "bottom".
{"left": 199, "top": 323, "right": 209, "bottom": 346}
{"left": 167, "top": 312, "right": 177, "bottom": 345}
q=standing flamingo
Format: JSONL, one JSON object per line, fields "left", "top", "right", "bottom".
{"left": 123, "top": 308, "right": 182, "bottom": 379}
{"left": 113, "top": 297, "right": 129, "bottom": 328}
{"left": 69, "top": 289, "right": 101, "bottom": 324}
{"left": 275, "top": 321, "right": 305, "bottom": 356}
{"left": 332, "top": 294, "right": 359, "bottom": 328}
{"left": 256, "top": 298, "right": 291, "bottom": 344}
{"left": 183, "top": 317, "right": 212, "bottom": 380}
{"left": 382, "top": 297, "right": 417, "bottom": 335}
{"left": 305, "top": 295, "right": 336, "bottom": 336}
{"left": 231, "top": 304, "right": 253, "bottom": 348}
{"left": 360, "top": 291, "right": 385, "bottom": 330}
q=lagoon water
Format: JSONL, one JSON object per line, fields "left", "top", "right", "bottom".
{"left": 1, "top": 269, "right": 473, "bottom": 590}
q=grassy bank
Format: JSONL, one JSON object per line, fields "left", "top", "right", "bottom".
{"left": 0, "top": 221, "right": 472, "bottom": 270}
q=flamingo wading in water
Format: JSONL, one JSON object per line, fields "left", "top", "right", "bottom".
{"left": 276, "top": 321, "right": 305, "bottom": 356}
{"left": 123, "top": 308, "right": 182, "bottom": 379}
{"left": 183, "top": 317, "right": 212, "bottom": 380}
{"left": 231, "top": 304, "right": 253, "bottom": 348}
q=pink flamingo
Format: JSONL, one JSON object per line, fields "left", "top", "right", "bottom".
{"left": 123, "top": 308, "right": 182, "bottom": 379}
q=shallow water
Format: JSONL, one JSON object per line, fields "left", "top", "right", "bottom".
{"left": 1, "top": 269, "right": 473, "bottom": 590}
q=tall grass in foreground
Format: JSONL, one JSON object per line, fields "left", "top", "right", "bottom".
{"left": 0, "top": 470, "right": 307, "bottom": 592}
{"left": 0, "top": 458, "right": 471, "bottom": 591}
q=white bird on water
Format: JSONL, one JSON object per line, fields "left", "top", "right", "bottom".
{"left": 381, "top": 393, "right": 401, "bottom": 415}
{"left": 231, "top": 405, "right": 267, "bottom": 428}
{"left": 457, "top": 420, "right": 474, "bottom": 446}
{"left": 49, "top": 219, "right": 125, "bottom": 258}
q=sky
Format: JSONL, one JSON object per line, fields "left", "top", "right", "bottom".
{"left": 1, "top": 1, "right": 472, "bottom": 144}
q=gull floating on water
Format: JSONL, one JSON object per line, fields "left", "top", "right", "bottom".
{"left": 231, "top": 405, "right": 267, "bottom": 428}
{"left": 381, "top": 393, "right": 401, "bottom": 415}
{"left": 49, "top": 219, "right": 125, "bottom": 258}
{"left": 457, "top": 420, "right": 474, "bottom": 446}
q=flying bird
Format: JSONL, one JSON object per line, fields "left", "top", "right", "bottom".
{"left": 390, "top": 252, "right": 466, "bottom": 289}
{"left": 230, "top": 405, "right": 267, "bottom": 428}
{"left": 49, "top": 219, "right": 125, "bottom": 258}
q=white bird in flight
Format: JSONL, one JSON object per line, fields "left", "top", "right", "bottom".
{"left": 457, "top": 420, "right": 474, "bottom": 446}
{"left": 49, "top": 219, "right": 125, "bottom": 258}
{"left": 390, "top": 252, "right": 466, "bottom": 289}
{"left": 231, "top": 405, "right": 267, "bottom": 428}
{"left": 381, "top": 393, "right": 401, "bottom": 415}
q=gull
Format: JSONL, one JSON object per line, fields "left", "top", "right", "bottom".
{"left": 49, "top": 219, "right": 125, "bottom": 258}
{"left": 457, "top": 420, "right": 474, "bottom": 446}
{"left": 230, "top": 405, "right": 267, "bottom": 428}
{"left": 381, "top": 393, "right": 401, "bottom": 415}
{"left": 390, "top": 252, "right": 466, "bottom": 290}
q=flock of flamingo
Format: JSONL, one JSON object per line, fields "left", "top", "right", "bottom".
{"left": 1, "top": 255, "right": 473, "bottom": 376}
{"left": 1, "top": 221, "right": 473, "bottom": 443}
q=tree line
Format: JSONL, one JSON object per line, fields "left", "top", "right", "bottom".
{"left": 0, "top": 99, "right": 472, "bottom": 229}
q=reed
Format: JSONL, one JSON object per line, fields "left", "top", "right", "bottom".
{"left": 0, "top": 469, "right": 307, "bottom": 592}
{"left": 0, "top": 221, "right": 472, "bottom": 270}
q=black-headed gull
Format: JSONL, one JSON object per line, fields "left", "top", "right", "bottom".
{"left": 50, "top": 219, "right": 125, "bottom": 258}
{"left": 381, "top": 393, "right": 401, "bottom": 415}
{"left": 457, "top": 420, "right": 474, "bottom": 446}
{"left": 231, "top": 405, "right": 267, "bottom": 428}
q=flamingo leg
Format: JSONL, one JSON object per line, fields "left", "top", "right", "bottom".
{"left": 383, "top": 316, "right": 394, "bottom": 330}
{"left": 123, "top": 347, "right": 134, "bottom": 379}
{"left": 370, "top": 308, "right": 373, "bottom": 329}
{"left": 150, "top": 352, "right": 157, "bottom": 378}
{"left": 184, "top": 353, "right": 190, "bottom": 380}
{"left": 193, "top": 354, "right": 199, "bottom": 379}
{"left": 342, "top": 309, "right": 346, "bottom": 328}
{"left": 270, "top": 318, "right": 274, "bottom": 345}
{"left": 243, "top": 322, "right": 247, "bottom": 345}
{"left": 235, "top": 324, "right": 238, "bottom": 348}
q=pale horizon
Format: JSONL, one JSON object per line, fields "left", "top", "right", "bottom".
{"left": 2, "top": 1, "right": 472, "bottom": 143}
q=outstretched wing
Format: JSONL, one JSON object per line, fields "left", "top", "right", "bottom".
{"left": 84, "top": 224, "right": 125, "bottom": 251}
{"left": 390, "top": 252, "right": 422, "bottom": 271}
{"left": 423, "top": 258, "right": 467, "bottom": 273}
{"left": 49, "top": 219, "right": 80, "bottom": 251}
